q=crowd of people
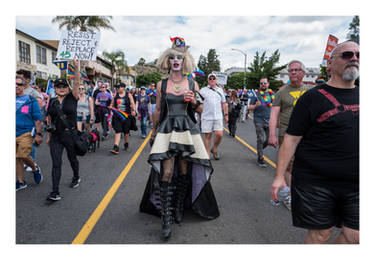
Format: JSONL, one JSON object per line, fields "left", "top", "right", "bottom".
{"left": 15, "top": 38, "right": 359, "bottom": 244}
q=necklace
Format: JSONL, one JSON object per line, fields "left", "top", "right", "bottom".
{"left": 170, "top": 76, "right": 184, "bottom": 93}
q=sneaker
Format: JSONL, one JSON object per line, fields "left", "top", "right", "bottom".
{"left": 282, "top": 196, "right": 292, "bottom": 211}
{"left": 70, "top": 177, "right": 81, "bottom": 188}
{"left": 24, "top": 164, "right": 32, "bottom": 172}
{"left": 47, "top": 191, "right": 61, "bottom": 201}
{"left": 16, "top": 180, "right": 28, "bottom": 191}
{"left": 110, "top": 145, "right": 119, "bottom": 154}
{"left": 32, "top": 164, "right": 43, "bottom": 184}
{"left": 142, "top": 135, "right": 146, "bottom": 139}
{"left": 124, "top": 142, "right": 129, "bottom": 151}
{"left": 257, "top": 157, "right": 267, "bottom": 167}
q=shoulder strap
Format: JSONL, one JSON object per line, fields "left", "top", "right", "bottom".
{"left": 161, "top": 78, "right": 168, "bottom": 98}
{"left": 318, "top": 89, "right": 341, "bottom": 107}
{"left": 53, "top": 98, "right": 71, "bottom": 129}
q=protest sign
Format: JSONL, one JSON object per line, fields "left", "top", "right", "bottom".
{"left": 57, "top": 30, "right": 100, "bottom": 61}
{"left": 211, "top": 71, "right": 228, "bottom": 85}
{"left": 322, "top": 34, "right": 339, "bottom": 67}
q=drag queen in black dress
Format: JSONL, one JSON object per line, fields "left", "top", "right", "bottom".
{"left": 140, "top": 37, "right": 219, "bottom": 240}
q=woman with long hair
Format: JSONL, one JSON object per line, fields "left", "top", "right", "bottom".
{"left": 140, "top": 37, "right": 219, "bottom": 240}
{"left": 76, "top": 85, "right": 94, "bottom": 132}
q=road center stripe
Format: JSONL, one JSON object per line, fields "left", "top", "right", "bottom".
{"left": 223, "top": 127, "right": 276, "bottom": 168}
{"left": 72, "top": 132, "right": 151, "bottom": 244}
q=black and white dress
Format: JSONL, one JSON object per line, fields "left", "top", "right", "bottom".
{"left": 139, "top": 78, "right": 220, "bottom": 220}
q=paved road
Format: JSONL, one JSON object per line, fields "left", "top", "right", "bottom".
{"left": 16, "top": 116, "right": 316, "bottom": 244}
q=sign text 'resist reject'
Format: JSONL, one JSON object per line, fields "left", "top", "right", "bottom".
{"left": 57, "top": 30, "right": 101, "bottom": 61}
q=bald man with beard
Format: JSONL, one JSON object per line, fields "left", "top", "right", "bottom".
{"left": 270, "top": 41, "right": 360, "bottom": 244}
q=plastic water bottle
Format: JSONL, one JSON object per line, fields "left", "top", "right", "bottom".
{"left": 270, "top": 187, "right": 290, "bottom": 206}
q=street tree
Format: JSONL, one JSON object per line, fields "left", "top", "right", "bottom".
{"left": 196, "top": 49, "right": 221, "bottom": 87}
{"left": 227, "top": 72, "right": 246, "bottom": 90}
{"left": 247, "top": 50, "right": 286, "bottom": 90}
{"left": 102, "top": 50, "right": 128, "bottom": 87}
{"left": 138, "top": 58, "right": 146, "bottom": 66}
{"left": 347, "top": 15, "right": 359, "bottom": 43}
{"left": 136, "top": 72, "right": 162, "bottom": 88}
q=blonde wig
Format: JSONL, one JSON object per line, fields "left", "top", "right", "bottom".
{"left": 156, "top": 38, "right": 195, "bottom": 75}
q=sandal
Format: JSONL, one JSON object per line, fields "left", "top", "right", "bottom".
{"left": 211, "top": 149, "right": 220, "bottom": 160}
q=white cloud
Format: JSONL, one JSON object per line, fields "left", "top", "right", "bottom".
{"left": 15, "top": 15, "right": 354, "bottom": 70}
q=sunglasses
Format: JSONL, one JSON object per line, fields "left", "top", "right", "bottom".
{"left": 55, "top": 85, "right": 68, "bottom": 89}
{"left": 339, "top": 51, "right": 360, "bottom": 60}
{"left": 16, "top": 83, "right": 24, "bottom": 86}
{"left": 79, "top": 88, "right": 85, "bottom": 90}
{"left": 208, "top": 77, "right": 216, "bottom": 80}
{"left": 260, "top": 82, "right": 268, "bottom": 85}
{"left": 169, "top": 54, "right": 184, "bottom": 60}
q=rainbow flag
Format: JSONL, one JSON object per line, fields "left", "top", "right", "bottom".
{"left": 67, "top": 64, "right": 75, "bottom": 79}
{"left": 110, "top": 107, "right": 129, "bottom": 120}
{"left": 80, "top": 71, "right": 90, "bottom": 83}
{"left": 170, "top": 36, "right": 185, "bottom": 47}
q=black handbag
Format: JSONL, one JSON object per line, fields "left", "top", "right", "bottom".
{"left": 129, "top": 115, "right": 138, "bottom": 131}
{"left": 53, "top": 99, "right": 89, "bottom": 156}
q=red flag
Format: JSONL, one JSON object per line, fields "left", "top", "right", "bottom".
{"left": 322, "top": 34, "right": 339, "bottom": 66}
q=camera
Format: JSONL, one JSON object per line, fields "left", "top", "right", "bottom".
{"left": 46, "top": 123, "right": 56, "bottom": 133}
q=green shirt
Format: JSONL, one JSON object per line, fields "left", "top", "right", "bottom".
{"left": 273, "top": 84, "right": 314, "bottom": 136}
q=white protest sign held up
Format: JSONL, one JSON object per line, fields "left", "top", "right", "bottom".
{"left": 57, "top": 30, "right": 100, "bottom": 61}
{"left": 212, "top": 71, "right": 228, "bottom": 86}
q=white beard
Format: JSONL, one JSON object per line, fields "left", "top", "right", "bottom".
{"left": 342, "top": 67, "right": 359, "bottom": 81}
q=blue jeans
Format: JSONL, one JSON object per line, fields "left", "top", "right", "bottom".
{"left": 140, "top": 115, "right": 148, "bottom": 136}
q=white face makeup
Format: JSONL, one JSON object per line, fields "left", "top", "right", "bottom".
{"left": 169, "top": 53, "right": 184, "bottom": 72}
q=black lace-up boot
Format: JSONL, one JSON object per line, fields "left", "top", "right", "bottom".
{"left": 160, "top": 181, "right": 174, "bottom": 240}
{"left": 174, "top": 174, "right": 189, "bottom": 224}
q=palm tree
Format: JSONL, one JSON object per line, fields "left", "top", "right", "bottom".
{"left": 102, "top": 50, "right": 128, "bottom": 86}
{"left": 52, "top": 16, "right": 115, "bottom": 32}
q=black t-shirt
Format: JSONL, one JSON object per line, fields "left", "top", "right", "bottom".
{"left": 47, "top": 92, "right": 78, "bottom": 135}
{"left": 286, "top": 84, "right": 359, "bottom": 186}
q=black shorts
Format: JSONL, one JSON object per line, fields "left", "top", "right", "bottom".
{"left": 292, "top": 181, "right": 359, "bottom": 230}
{"left": 112, "top": 116, "right": 130, "bottom": 134}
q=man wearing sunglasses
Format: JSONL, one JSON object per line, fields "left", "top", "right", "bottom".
{"left": 200, "top": 73, "right": 228, "bottom": 160}
{"left": 271, "top": 41, "right": 359, "bottom": 244}
{"left": 16, "top": 76, "right": 43, "bottom": 191}
{"left": 248, "top": 78, "right": 273, "bottom": 167}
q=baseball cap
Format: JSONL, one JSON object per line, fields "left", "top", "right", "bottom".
{"left": 54, "top": 78, "right": 69, "bottom": 87}
{"left": 116, "top": 83, "right": 126, "bottom": 88}
{"left": 207, "top": 73, "right": 217, "bottom": 79}
{"left": 140, "top": 86, "right": 146, "bottom": 90}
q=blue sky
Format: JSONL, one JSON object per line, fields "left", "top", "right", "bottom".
{"left": 15, "top": 15, "right": 355, "bottom": 70}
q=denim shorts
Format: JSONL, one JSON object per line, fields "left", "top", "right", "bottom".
{"left": 77, "top": 114, "right": 91, "bottom": 124}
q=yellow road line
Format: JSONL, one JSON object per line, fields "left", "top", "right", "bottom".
{"left": 72, "top": 132, "right": 151, "bottom": 244}
{"left": 223, "top": 127, "right": 276, "bottom": 168}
